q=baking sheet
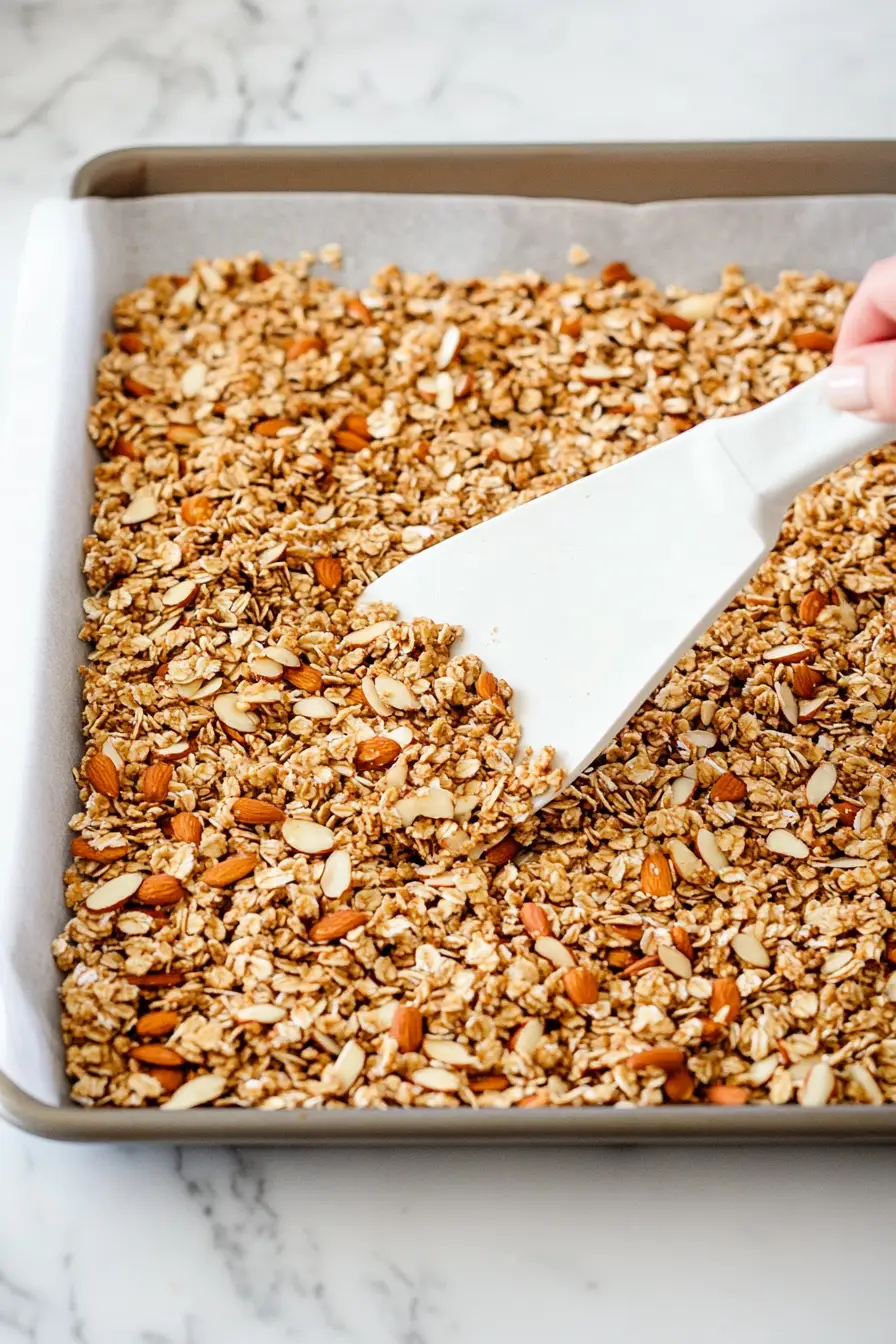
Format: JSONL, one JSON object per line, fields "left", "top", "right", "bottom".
{"left": 3, "top": 187, "right": 895, "bottom": 1110}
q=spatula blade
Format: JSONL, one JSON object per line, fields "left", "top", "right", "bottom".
{"left": 364, "top": 422, "right": 769, "bottom": 790}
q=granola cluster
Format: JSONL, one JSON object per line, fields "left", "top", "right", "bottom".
{"left": 54, "top": 251, "right": 896, "bottom": 1110}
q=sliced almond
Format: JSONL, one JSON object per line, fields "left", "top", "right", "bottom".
{"left": 238, "top": 683, "right": 280, "bottom": 706}
{"left": 248, "top": 655, "right": 283, "bottom": 681}
{"left": 696, "top": 828, "right": 728, "bottom": 873}
{"left": 374, "top": 674, "right": 420, "bottom": 711}
{"left": 258, "top": 542, "right": 287, "bottom": 567}
{"left": 411, "top": 1066, "right": 460, "bottom": 1093}
{"left": 156, "top": 740, "right": 192, "bottom": 763}
{"left": 435, "top": 325, "right": 461, "bottom": 369}
{"left": 384, "top": 757, "right": 408, "bottom": 790}
{"left": 749, "top": 1055, "right": 780, "bottom": 1086}
{"left": 806, "top": 761, "right": 837, "bottom": 806}
{"left": 423, "top": 1038, "right": 476, "bottom": 1066}
{"left": 263, "top": 646, "right": 301, "bottom": 668}
{"left": 766, "top": 829, "right": 810, "bottom": 859}
{"left": 214, "top": 693, "right": 259, "bottom": 734}
{"left": 234, "top": 1004, "right": 286, "bottom": 1024}
{"left": 673, "top": 292, "right": 718, "bottom": 322}
{"left": 121, "top": 491, "right": 159, "bottom": 525}
{"left": 341, "top": 621, "right": 395, "bottom": 648}
{"left": 534, "top": 936, "right": 575, "bottom": 970}
{"left": 161, "top": 579, "right": 199, "bottom": 609}
{"left": 799, "top": 695, "right": 828, "bottom": 722}
{"left": 320, "top": 849, "right": 352, "bottom": 899}
{"left": 282, "top": 818, "right": 335, "bottom": 855}
{"left": 332, "top": 1041, "right": 365, "bottom": 1093}
{"left": 512, "top": 1018, "right": 544, "bottom": 1056}
{"left": 668, "top": 838, "right": 701, "bottom": 880}
{"left": 360, "top": 676, "right": 388, "bottom": 716}
{"left": 669, "top": 776, "right": 696, "bottom": 806}
{"left": 657, "top": 943, "right": 692, "bottom": 979}
{"left": 293, "top": 696, "right": 338, "bottom": 720}
{"left": 846, "top": 1061, "right": 883, "bottom": 1105}
{"left": 799, "top": 1060, "right": 835, "bottom": 1107}
{"left": 162, "top": 1074, "right": 226, "bottom": 1111}
{"left": 731, "top": 931, "right": 770, "bottom": 969}
{"left": 775, "top": 680, "right": 799, "bottom": 727}
{"left": 393, "top": 787, "right": 455, "bottom": 827}
{"left": 680, "top": 729, "right": 717, "bottom": 751}
{"left": 821, "top": 948, "right": 854, "bottom": 978}
{"left": 763, "top": 643, "right": 813, "bottom": 664}
{"left": 84, "top": 872, "right": 143, "bottom": 913}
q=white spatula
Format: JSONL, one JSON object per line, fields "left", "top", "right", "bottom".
{"left": 364, "top": 368, "right": 895, "bottom": 795}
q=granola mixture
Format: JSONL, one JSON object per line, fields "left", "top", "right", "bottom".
{"left": 54, "top": 252, "right": 896, "bottom": 1111}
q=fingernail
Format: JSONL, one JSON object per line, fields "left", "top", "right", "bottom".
{"left": 827, "top": 363, "right": 870, "bottom": 412}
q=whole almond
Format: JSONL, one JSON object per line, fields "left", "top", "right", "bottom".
{"left": 252, "top": 259, "right": 274, "bottom": 282}
{"left": 170, "top": 812, "right": 202, "bottom": 845}
{"left": 254, "top": 417, "right": 294, "bottom": 436}
{"left": 112, "top": 435, "right": 141, "bottom": 460}
{"left": 202, "top": 854, "right": 257, "bottom": 888}
{"left": 626, "top": 1046, "right": 686, "bottom": 1073}
{"left": 476, "top": 670, "right": 499, "bottom": 698}
{"left": 833, "top": 800, "right": 860, "bottom": 825}
{"left": 469, "top": 1075, "right": 508, "bottom": 1093}
{"left": 515, "top": 1092, "right": 550, "bottom": 1108}
{"left": 709, "top": 977, "right": 742, "bottom": 1022}
{"left": 640, "top": 851, "right": 673, "bottom": 897}
{"left": 71, "top": 838, "right": 129, "bottom": 862}
{"left": 136, "top": 874, "right": 185, "bottom": 907}
{"left": 799, "top": 588, "right": 828, "bottom": 624}
{"left": 620, "top": 954, "right": 661, "bottom": 978}
{"left": 792, "top": 664, "right": 822, "bottom": 698}
{"left": 655, "top": 309, "right": 694, "bottom": 333}
{"left": 232, "top": 797, "right": 286, "bottom": 825}
{"left": 670, "top": 926, "right": 694, "bottom": 961}
{"left": 314, "top": 556, "right": 343, "bottom": 591}
{"left": 354, "top": 736, "right": 401, "bottom": 770}
{"left": 136, "top": 1010, "right": 179, "bottom": 1037}
{"left": 142, "top": 762, "right": 173, "bottom": 803}
{"left": 563, "top": 967, "right": 599, "bottom": 1005}
{"left": 286, "top": 333, "right": 326, "bottom": 358}
{"left": 664, "top": 1069, "right": 695, "bottom": 1102}
{"left": 148, "top": 1066, "right": 184, "bottom": 1092}
{"left": 284, "top": 665, "right": 323, "bottom": 694}
{"left": 792, "top": 329, "right": 835, "bottom": 352}
{"left": 130, "top": 1043, "right": 185, "bottom": 1068}
{"left": 607, "top": 949, "right": 634, "bottom": 969}
{"left": 346, "top": 297, "right": 372, "bottom": 325}
{"left": 123, "top": 374, "right": 153, "bottom": 397}
{"left": 706, "top": 1084, "right": 751, "bottom": 1106}
{"left": 601, "top": 260, "right": 634, "bottom": 285}
{"left": 709, "top": 772, "right": 746, "bottom": 803}
{"left": 520, "top": 903, "right": 551, "bottom": 936}
{"left": 334, "top": 428, "right": 370, "bottom": 452}
{"left": 484, "top": 836, "right": 519, "bottom": 867}
{"left": 126, "top": 971, "right": 186, "bottom": 989}
{"left": 343, "top": 412, "right": 372, "bottom": 440}
{"left": 700, "top": 1018, "right": 726, "bottom": 1043}
{"left": 181, "top": 494, "right": 214, "bottom": 524}
{"left": 85, "top": 753, "right": 120, "bottom": 799}
{"left": 390, "top": 1005, "right": 424, "bottom": 1053}
{"left": 309, "top": 910, "right": 369, "bottom": 943}
{"left": 119, "top": 332, "right": 145, "bottom": 354}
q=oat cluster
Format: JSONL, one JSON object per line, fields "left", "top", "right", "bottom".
{"left": 54, "top": 250, "right": 896, "bottom": 1111}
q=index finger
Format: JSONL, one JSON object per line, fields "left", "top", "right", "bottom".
{"left": 836, "top": 256, "right": 896, "bottom": 357}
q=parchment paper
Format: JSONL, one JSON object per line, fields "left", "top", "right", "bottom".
{"left": 3, "top": 188, "right": 895, "bottom": 1104}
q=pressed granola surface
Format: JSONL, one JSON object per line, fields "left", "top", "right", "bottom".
{"left": 54, "top": 253, "right": 896, "bottom": 1110}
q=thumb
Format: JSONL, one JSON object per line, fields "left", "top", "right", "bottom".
{"left": 828, "top": 340, "right": 896, "bottom": 420}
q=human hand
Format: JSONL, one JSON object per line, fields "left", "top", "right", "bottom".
{"left": 828, "top": 257, "right": 896, "bottom": 419}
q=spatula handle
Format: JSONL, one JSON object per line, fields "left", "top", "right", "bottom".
{"left": 716, "top": 368, "right": 896, "bottom": 516}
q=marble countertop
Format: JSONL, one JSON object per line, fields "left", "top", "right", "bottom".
{"left": 3, "top": 1, "right": 896, "bottom": 1340}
